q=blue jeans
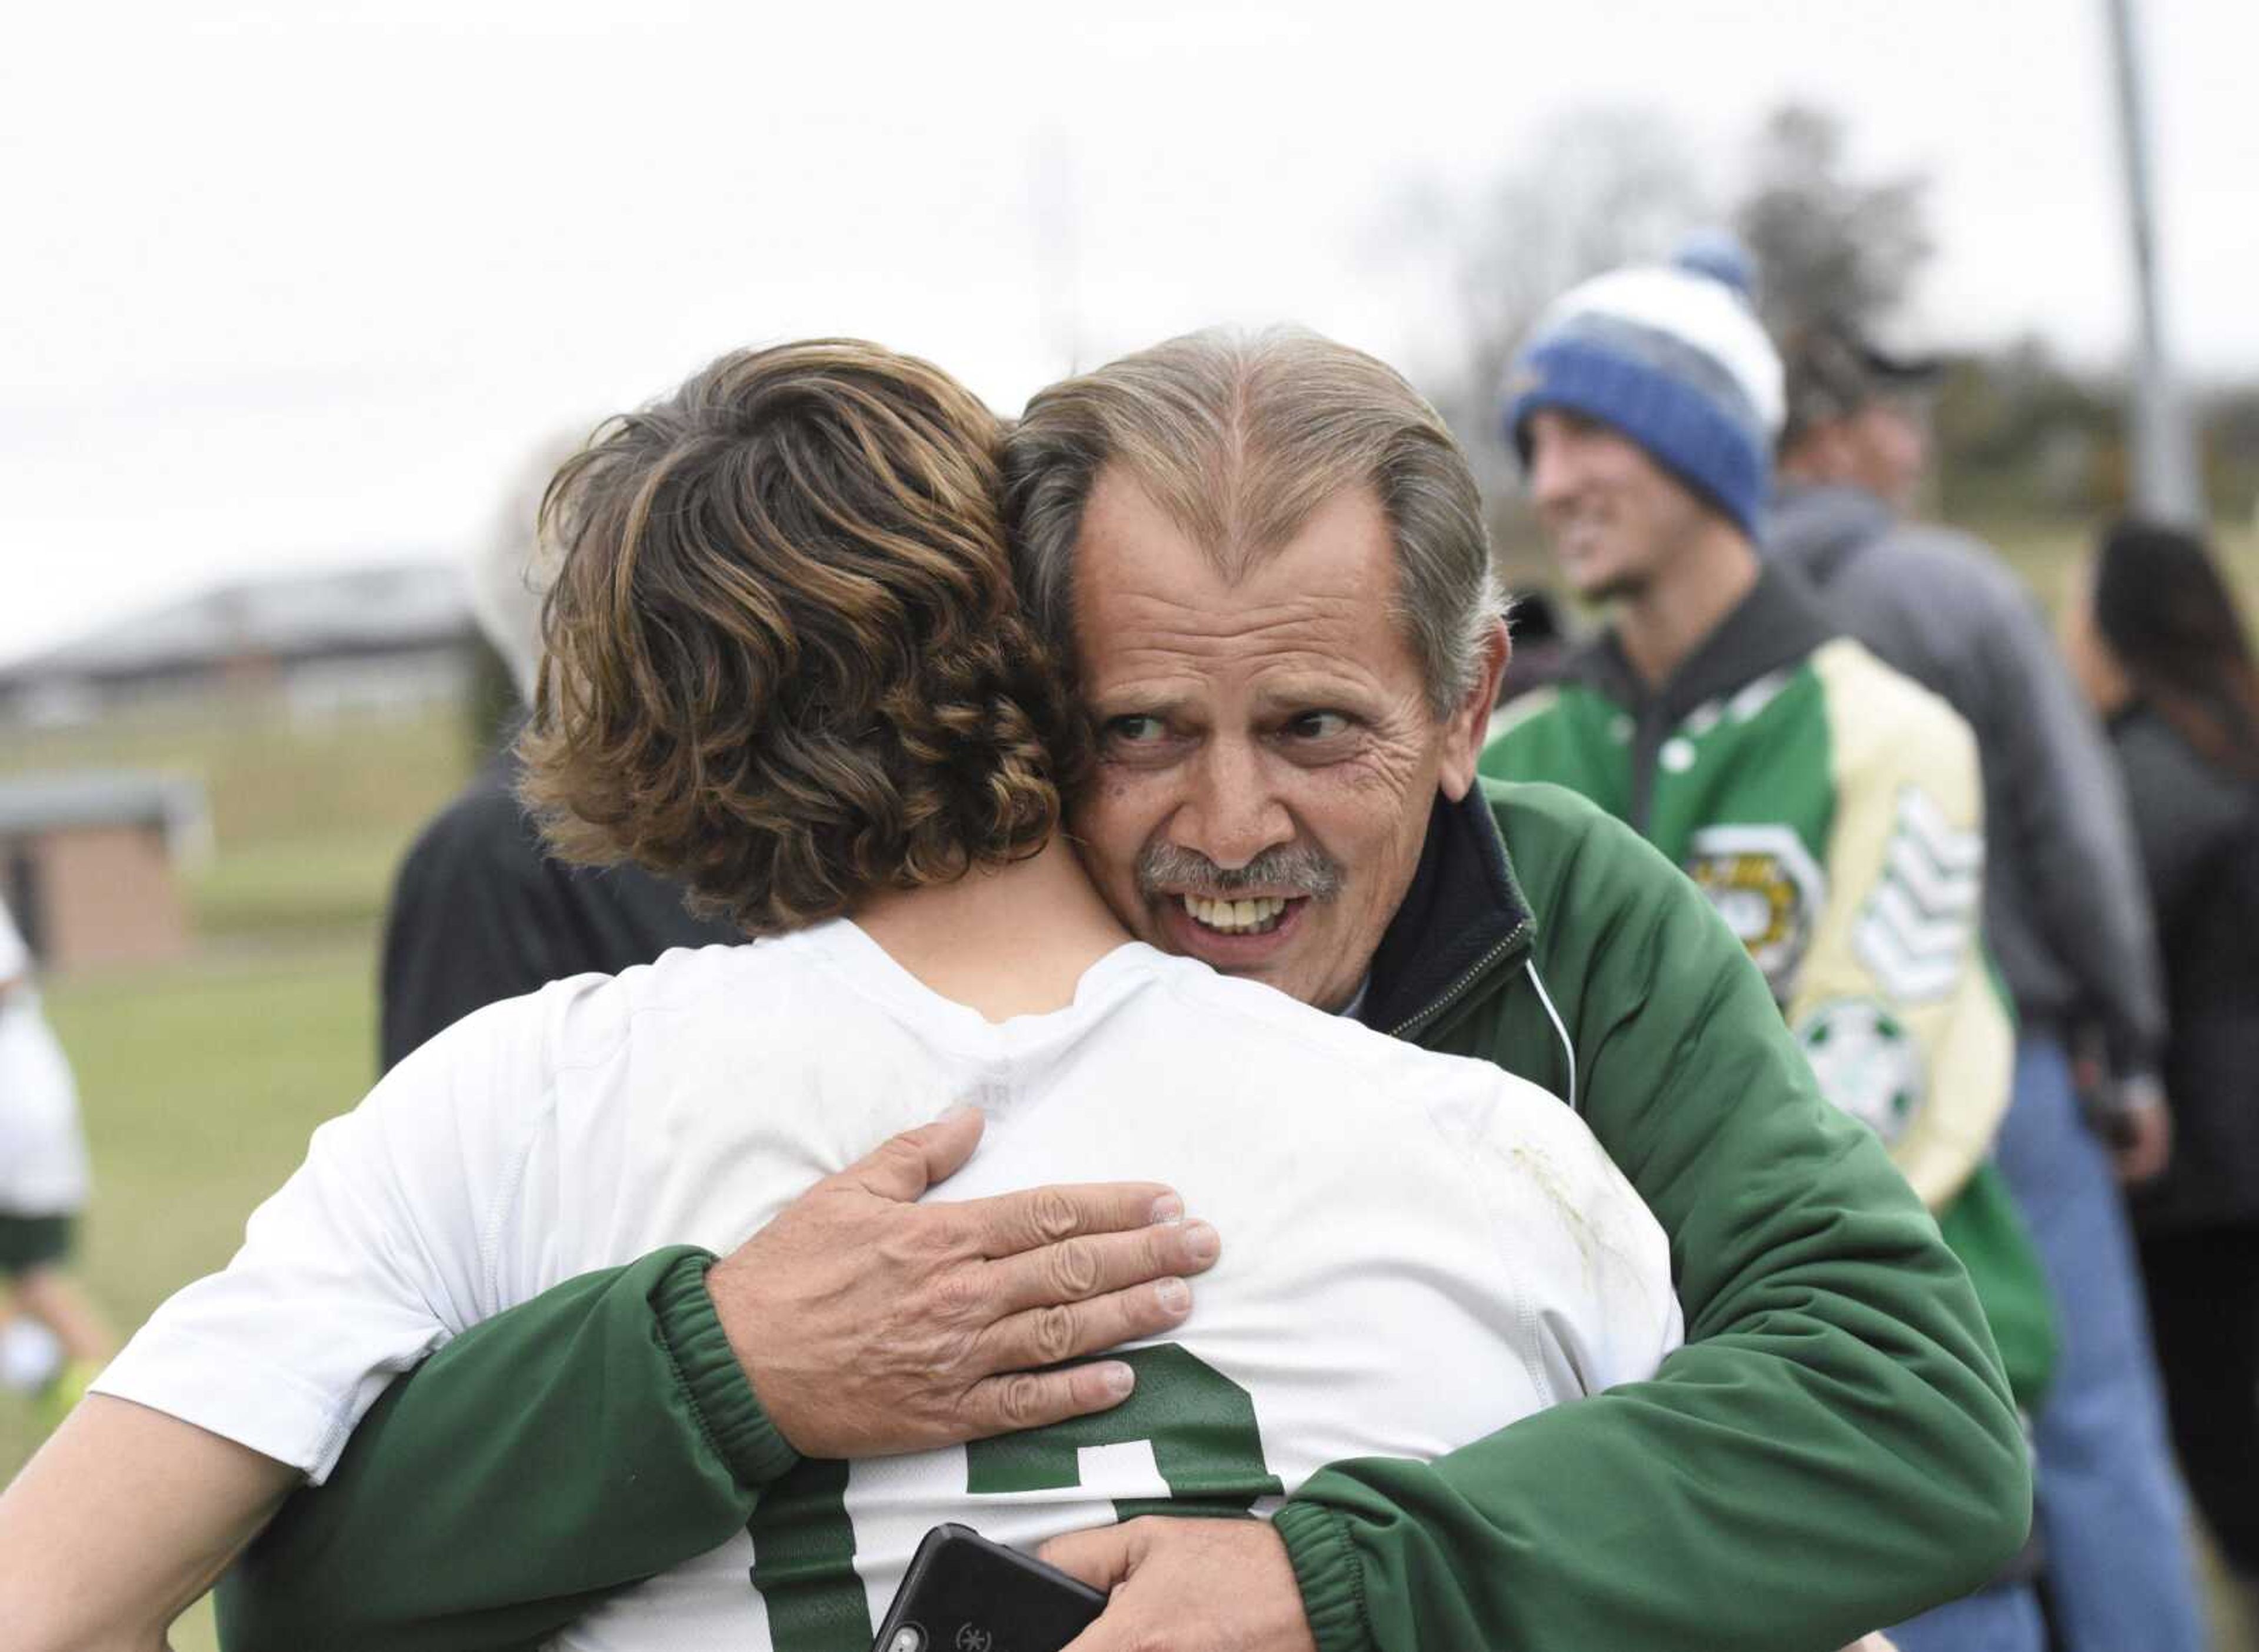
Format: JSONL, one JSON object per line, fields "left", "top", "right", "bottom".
{"left": 1994, "top": 1034, "right": 2203, "bottom": 1652}
{"left": 1890, "top": 1582, "right": 2045, "bottom": 1652}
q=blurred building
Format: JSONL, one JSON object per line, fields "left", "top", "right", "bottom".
{"left": 0, "top": 563, "right": 475, "bottom": 730}
{"left": 0, "top": 772, "right": 210, "bottom": 971}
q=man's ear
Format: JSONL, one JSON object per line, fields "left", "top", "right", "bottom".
{"left": 1438, "top": 617, "right": 1511, "bottom": 802}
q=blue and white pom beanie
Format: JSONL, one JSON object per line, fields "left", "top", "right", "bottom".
{"left": 1503, "top": 235, "right": 1786, "bottom": 539}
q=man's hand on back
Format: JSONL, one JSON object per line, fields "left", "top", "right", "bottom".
{"left": 706, "top": 1107, "right": 1219, "bottom": 1458}
{"left": 1043, "top": 1518, "right": 1318, "bottom": 1652}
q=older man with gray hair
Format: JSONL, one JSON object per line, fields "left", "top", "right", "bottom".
{"left": 205, "top": 329, "right": 2016, "bottom": 1652}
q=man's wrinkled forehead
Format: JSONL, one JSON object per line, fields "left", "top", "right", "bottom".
{"left": 1071, "top": 467, "right": 1400, "bottom": 630}
{"left": 1075, "top": 452, "right": 1351, "bottom": 597}
{"left": 1067, "top": 473, "right": 1428, "bottom": 737}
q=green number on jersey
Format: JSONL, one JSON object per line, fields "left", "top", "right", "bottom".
{"left": 965, "top": 1344, "right": 1285, "bottom": 1518}
{"left": 745, "top": 1344, "right": 1281, "bottom": 1651}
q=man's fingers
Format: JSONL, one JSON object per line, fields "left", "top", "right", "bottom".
{"left": 1057, "top": 1598, "right": 1137, "bottom": 1652}
{"left": 1058, "top": 1623, "right": 1125, "bottom": 1652}
{"left": 955, "top": 1182, "right": 1181, "bottom": 1259}
{"left": 979, "top": 1276, "right": 1197, "bottom": 1373}
{"left": 958, "top": 1358, "right": 1140, "bottom": 1439}
{"left": 984, "top": 1220, "right": 1221, "bottom": 1315}
{"left": 1038, "top": 1520, "right": 1143, "bottom": 1593}
{"left": 840, "top": 1108, "right": 986, "bottom": 1203}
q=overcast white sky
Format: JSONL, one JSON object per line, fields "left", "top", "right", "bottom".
{"left": 4, "top": 0, "right": 2253, "bottom": 667}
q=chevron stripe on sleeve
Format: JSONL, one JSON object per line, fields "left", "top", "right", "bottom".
{"left": 1853, "top": 786, "right": 1984, "bottom": 1002}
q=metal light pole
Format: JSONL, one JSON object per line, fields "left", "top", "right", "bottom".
{"left": 2104, "top": 0, "right": 2205, "bottom": 524}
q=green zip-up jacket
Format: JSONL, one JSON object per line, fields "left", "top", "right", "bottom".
{"left": 1482, "top": 566, "right": 2054, "bottom": 1410}
{"left": 218, "top": 778, "right": 2031, "bottom": 1652}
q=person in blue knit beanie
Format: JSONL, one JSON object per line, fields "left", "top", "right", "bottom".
{"left": 1502, "top": 239, "right": 1782, "bottom": 549}
{"left": 1486, "top": 241, "right": 2056, "bottom": 1652}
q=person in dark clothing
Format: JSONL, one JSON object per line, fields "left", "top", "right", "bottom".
{"left": 1770, "top": 328, "right": 2171, "bottom": 1130}
{"left": 378, "top": 457, "right": 739, "bottom": 1071}
{"left": 1770, "top": 326, "right": 2203, "bottom": 1652}
{"left": 2065, "top": 519, "right": 2259, "bottom": 1598}
{"left": 378, "top": 747, "right": 742, "bottom": 1071}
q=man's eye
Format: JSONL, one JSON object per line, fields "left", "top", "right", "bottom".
{"left": 1284, "top": 711, "right": 1352, "bottom": 741}
{"left": 1105, "top": 714, "right": 1168, "bottom": 744}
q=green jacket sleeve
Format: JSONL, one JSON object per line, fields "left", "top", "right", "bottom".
{"left": 1273, "top": 790, "right": 2031, "bottom": 1652}
{"left": 217, "top": 1245, "right": 799, "bottom": 1652}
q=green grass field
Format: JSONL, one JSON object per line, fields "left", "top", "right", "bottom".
{"left": 0, "top": 704, "right": 474, "bottom": 1650}
{"left": 1, "top": 944, "right": 380, "bottom": 1652}
{"left": 2, "top": 522, "right": 2253, "bottom": 1648}
{"left": 0, "top": 704, "right": 474, "bottom": 1435}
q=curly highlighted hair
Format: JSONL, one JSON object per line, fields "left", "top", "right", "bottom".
{"left": 521, "top": 339, "right": 1085, "bottom": 934}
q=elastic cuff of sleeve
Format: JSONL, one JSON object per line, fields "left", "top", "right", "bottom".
{"left": 650, "top": 1251, "right": 802, "bottom": 1491}
{"left": 1273, "top": 1501, "right": 1373, "bottom": 1652}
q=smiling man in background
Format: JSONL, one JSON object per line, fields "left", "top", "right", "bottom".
{"left": 176, "top": 328, "right": 2018, "bottom": 1652}
{"left": 1482, "top": 244, "right": 2052, "bottom": 1651}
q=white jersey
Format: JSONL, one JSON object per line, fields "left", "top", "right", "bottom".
{"left": 0, "top": 895, "right": 88, "bottom": 1218}
{"left": 96, "top": 921, "right": 1680, "bottom": 1652}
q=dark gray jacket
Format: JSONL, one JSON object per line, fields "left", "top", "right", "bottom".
{"left": 2113, "top": 705, "right": 2259, "bottom": 1228}
{"left": 1767, "top": 484, "right": 2165, "bottom": 1080}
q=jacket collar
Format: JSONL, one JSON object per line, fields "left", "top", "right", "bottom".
{"left": 1358, "top": 784, "right": 1535, "bottom": 1038}
{"left": 1766, "top": 481, "right": 1897, "bottom": 587}
{"left": 1561, "top": 561, "right": 1840, "bottom": 727}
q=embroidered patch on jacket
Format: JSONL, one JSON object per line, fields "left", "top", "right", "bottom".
{"left": 1684, "top": 823, "right": 1826, "bottom": 1000}
{"left": 1795, "top": 997, "right": 1924, "bottom": 1143}
{"left": 1852, "top": 787, "right": 1983, "bottom": 1002}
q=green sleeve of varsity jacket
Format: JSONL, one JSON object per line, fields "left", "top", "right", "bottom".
{"left": 216, "top": 1246, "right": 796, "bottom": 1652}
{"left": 1275, "top": 785, "right": 2030, "bottom": 1652}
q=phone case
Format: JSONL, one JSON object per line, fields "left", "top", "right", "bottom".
{"left": 870, "top": 1522, "right": 1108, "bottom": 1652}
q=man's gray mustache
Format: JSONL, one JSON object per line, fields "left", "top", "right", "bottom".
{"left": 1133, "top": 841, "right": 1345, "bottom": 901}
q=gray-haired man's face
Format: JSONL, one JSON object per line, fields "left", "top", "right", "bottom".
{"left": 1063, "top": 468, "right": 1498, "bottom": 1013}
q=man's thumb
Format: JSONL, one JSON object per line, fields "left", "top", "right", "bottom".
{"left": 848, "top": 1105, "right": 985, "bottom": 1202}
{"left": 1038, "top": 1522, "right": 1138, "bottom": 1594}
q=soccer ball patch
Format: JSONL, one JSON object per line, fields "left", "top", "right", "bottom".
{"left": 1684, "top": 824, "right": 1826, "bottom": 1001}
{"left": 1795, "top": 997, "right": 1924, "bottom": 1143}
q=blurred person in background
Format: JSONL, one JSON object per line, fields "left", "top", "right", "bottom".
{"left": 1484, "top": 242, "right": 2054, "bottom": 1652}
{"left": 2064, "top": 519, "right": 2259, "bottom": 1614}
{"left": 1770, "top": 327, "right": 2203, "bottom": 1652}
{"left": 378, "top": 444, "right": 739, "bottom": 1073}
{"left": 0, "top": 891, "right": 114, "bottom": 1432}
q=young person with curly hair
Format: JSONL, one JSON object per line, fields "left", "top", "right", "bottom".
{"left": 0, "top": 341, "right": 1679, "bottom": 1652}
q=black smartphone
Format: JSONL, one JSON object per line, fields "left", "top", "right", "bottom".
{"left": 870, "top": 1523, "right": 1108, "bottom": 1652}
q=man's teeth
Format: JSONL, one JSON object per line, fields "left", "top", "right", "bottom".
{"left": 1180, "top": 894, "right": 1290, "bottom": 935}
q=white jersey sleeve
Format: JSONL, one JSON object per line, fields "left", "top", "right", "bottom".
{"left": 1452, "top": 1064, "right": 1684, "bottom": 1400}
{"left": 90, "top": 983, "right": 567, "bottom": 1482}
